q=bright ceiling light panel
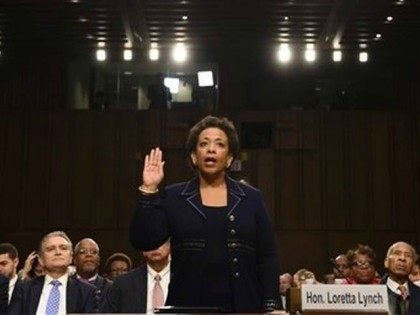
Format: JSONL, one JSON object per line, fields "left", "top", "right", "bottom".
{"left": 359, "top": 51, "right": 368, "bottom": 63}
{"left": 123, "top": 49, "right": 132, "bottom": 61}
{"left": 277, "top": 43, "right": 292, "bottom": 63}
{"left": 172, "top": 43, "right": 187, "bottom": 62}
{"left": 304, "top": 43, "right": 316, "bottom": 62}
{"left": 333, "top": 50, "right": 342, "bottom": 62}
{"left": 149, "top": 48, "right": 159, "bottom": 61}
{"left": 164, "top": 77, "right": 179, "bottom": 94}
{"left": 197, "top": 71, "right": 214, "bottom": 87}
{"left": 96, "top": 49, "right": 106, "bottom": 61}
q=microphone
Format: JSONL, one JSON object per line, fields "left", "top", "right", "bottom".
{"left": 329, "top": 258, "right": 351, "bottom": 283}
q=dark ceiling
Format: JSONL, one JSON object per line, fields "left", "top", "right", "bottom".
{"left": 0, "top": 0, "right": 419, "bottom": 55}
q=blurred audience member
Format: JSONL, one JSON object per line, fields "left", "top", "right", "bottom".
{"left": 18, "top": 251, "right": 44, "bottom": 281}
{"left": 333, "top": 254, "right": 350, "bottom": 283}
{"left": 8, "top": 231, "right": 96, "bottom": 314}
{"left": 104, "top": 252, "right": 132, "bottom": 281}
{"left": 0, "top": 274, "right": 8, "bottom": 314}
{"left": 279, "top": 273, "right": 292, "bottom": 310}
{"left": 147, "top": 73, "right": 172, "bottom": 110}
{"left": 102, "top": 241, "right": 171, "bottom": 313}
{"left": 0, "top": 243, "right": 20, "bottom": 305}
{"left": 292, "top": 269, "right": 317, "bottom": 288}
{"left": 323, "top": 273, "right": 335, "bottom": 284}
{"left": 344, "top": 244, "right": 380, "bottom": 284}
{"left": 73, "top": 238, "right": 111, "bottom": 309}
{"left": 383, "top": 241, "right": 420, "bottom": 315}
{"left": 409, "top": 257, "right": 420, "bottom": 286}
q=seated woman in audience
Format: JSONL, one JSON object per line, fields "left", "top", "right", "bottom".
{"left": 343, "top": 244, "right": 380, "bottom": 284}
{"left": 104, "top": 252, "right": 133, "bottom": 281}
{"left": 18, "top": 250, "right": 44, "bottom": 281}
{"left": 292, "top": 269, "right": 318, "bottom": 288}
{"left": 409, "top": 257, "right": 420, "bottom": 286}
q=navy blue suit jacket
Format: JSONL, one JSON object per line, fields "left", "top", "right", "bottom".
{"left": 130, "top": 176, "right": 280, "bottom": 312}
{"left": 101, "top": 265, "right": 147, "bottom": 313}
{"left": 383, "top": 276, "right": 420, "bottom": 315}
{"left": 0, "top": 275, "right": 8, "bottom": 315}
{"left": 7, "top": 275, "right": 96, "bottom": 315}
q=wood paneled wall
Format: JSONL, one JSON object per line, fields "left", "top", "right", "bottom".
{"left": 0, "top": 109, "right": 419, "bottom": 277}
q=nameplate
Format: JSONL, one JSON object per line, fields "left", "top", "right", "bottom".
{"left": 301, "top": 284, "right": 389, "bottom": 312}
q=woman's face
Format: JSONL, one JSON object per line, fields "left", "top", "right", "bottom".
{"left": 409, "top": 264, "right": 420, "bottom": 283}
{"left": 191, "top": 127, "right": 232, "bottom": 178}
{"left": 350, "top": 254, "right": 376, "bottom": 284}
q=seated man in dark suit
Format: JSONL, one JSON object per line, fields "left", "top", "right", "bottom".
{"left": 0, "top": 275, "right": 8, "bottom": 314}
{"left": 0, "top": 243, "right": 20, "bottom": 307}
{"left": 7, "top": 231, "right": 96, "bottom": 315}
{"left": 383, "top": 241, "right": 420, "bottom": 315}
{"left": 101, "top": 240, "right": 170, "bottom": 313}
{"left": 72, "top": 238, "right": 111, "bottom": 310}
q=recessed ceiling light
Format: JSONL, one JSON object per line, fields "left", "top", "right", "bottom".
{"left": 284, "top": 16, "right": 289, "bottom": 21}
{"left": 359, "top": 51, "right": 368, "bottom": 63}
{"left": 182, "top": 15, "right": 188, "bottom": 20}
{"left": 123, "top": 49, "right": 133, "bottom": 61}
{"left": 386, "top": 16, "right": 393, "bottom": 22}
{"left": 332, "top": 50, "right": 342, "bottom": 62}
{"left": 96, "top": 49, "right": 106, "bottom": 61}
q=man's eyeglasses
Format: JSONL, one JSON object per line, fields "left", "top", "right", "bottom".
{"left": 77, "top": 249, "right": 99, "bottom": 256}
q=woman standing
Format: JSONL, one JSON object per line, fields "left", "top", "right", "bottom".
{"left": 130, "top": 115, "right": 279, "bottom": 312}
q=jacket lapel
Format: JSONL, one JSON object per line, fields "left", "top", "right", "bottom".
{"left": 181, "top": 176, "right": 246, "bottom": 218}
{"left": 182, "top": 177, "right": 206, "bottom": 219}
{"left": 28, "top": 277, "right": 43, "bottom": 314}
{"left": 66, "top": 277, "right": 77, "bottom": 313}
{"left": 226, "top": 176, "right": 246, "bottom": 216}
{"left": 131, "top": 266, "right": 148, "bottom": 312}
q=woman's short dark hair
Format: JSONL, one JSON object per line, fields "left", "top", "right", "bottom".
{"left": 105, "top": 252, "right": 133, "bottom": 272}
{"left": 186, "top": 115, "right": 240, "bottom": 162}
{"left": 346, "top": 244, "right": 376, "bottom": 265}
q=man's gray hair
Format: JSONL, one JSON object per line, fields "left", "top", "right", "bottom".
{"left": 74, "top": 238, "right": 99, "bottom": 254}
{"left": 39, "top": 231, "right": 73, "bottom": 254}
{"left": 386, "top": 241, "right": 417, "bottom": 260}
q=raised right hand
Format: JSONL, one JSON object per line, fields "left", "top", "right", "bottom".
{"left": 141, "top": 147, "right": 165, "bottom": 190}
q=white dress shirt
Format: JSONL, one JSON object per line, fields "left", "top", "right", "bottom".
{"left": 146, "top": 263, "right": 170, "bottom": 313}
{"left": 36, "top": 273, "right": 68, "bottom": 315}
{"left": 386, "top": 277, "right": 410, "bottom": 296}
{"left": 8, "top": 274, "right": 18, "bottom": 304}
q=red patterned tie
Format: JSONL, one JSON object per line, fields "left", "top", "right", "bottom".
{"left": 398, "top": 285, "right": 408, "bottom": 300}
{"left": 152, "top": 274, "right": 165, "bottom": 310}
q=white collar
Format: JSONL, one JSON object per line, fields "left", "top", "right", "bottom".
{"left": 45, "top": 272, "right": 69, "bottom": 287}
{"left": 9, "top": 274, "right": 18, "bottom": 288}
{"left": 386, "top": 277, "right": 409, "bottom": 296}
{"left": 76, "top": 273, "right": 98, "bottom": 282}
{"left": 147, "top": 262, "right": 170, "bottom": 279}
